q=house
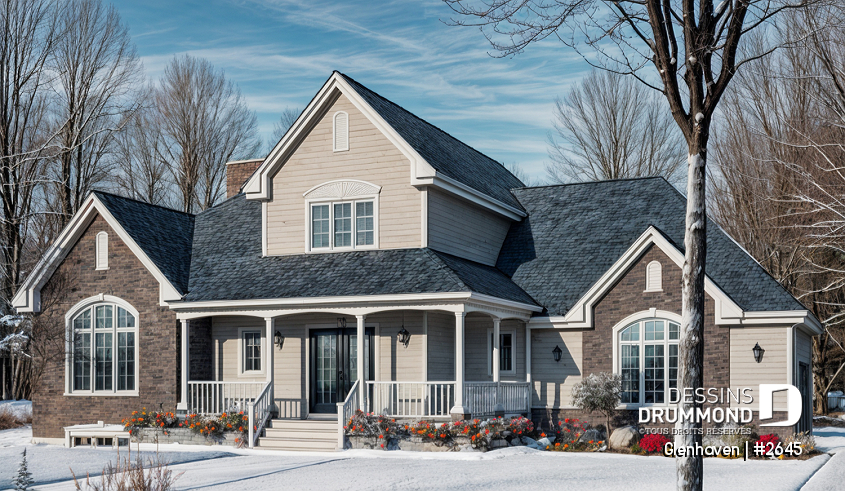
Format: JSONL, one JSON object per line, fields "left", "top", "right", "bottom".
{"left": 14, "top": 72, "right": 821, "bottom": 450}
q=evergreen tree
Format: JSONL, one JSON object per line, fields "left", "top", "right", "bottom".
{"left": 12, "top": 449, "right": 34, "bottom": 490}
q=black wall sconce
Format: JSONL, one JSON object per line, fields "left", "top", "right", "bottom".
{"left": 752, "top": 343, "right": 765, "bottom": 363}
{"left": 552, "top": 345, "right": 562, "bottom": 363}
{"left": 337, "top": 317, "right": 347, "bottom": 329}
{"left": 274, "top": 330, "right": 284, "bottom": 349}
{"left": 398, "top": 327, "right": 411, "bottom": 348}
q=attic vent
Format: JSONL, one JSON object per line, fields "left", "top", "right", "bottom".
{"left": 645, "top": 260, "right": 662, "bottom": 292}
{"left": 95, "top": 231, "right": 109, "bottom": 270}
{"left": 333, "top": 111, "right": 349, "bottom": 152}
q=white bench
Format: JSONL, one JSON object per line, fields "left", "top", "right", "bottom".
{"left": 64, "top": 421, "right": 130, "bottom": 448}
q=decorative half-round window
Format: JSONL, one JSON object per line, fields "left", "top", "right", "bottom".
{"left": 69, "top": 301, "right": 138, "bottom": 394}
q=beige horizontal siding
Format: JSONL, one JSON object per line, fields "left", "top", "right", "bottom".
{"left": 427, "top": 312, "right": 455, "bottom": 381}
{"left": 464, "top": 316, "right": 525, "bottom": 382}
{"left": 427, "top": 187, "right": 512, "bottom": 266}
{"left": 211, "top": 316, "right": 266, "bottom": 383}
{"left": 373, "top": 311, "right": 425, "bottom": 381}
{"left": 730, "top": 327, "right": 788, "bottom": 409}
{"left": 266, "top": 93, "right": 420, "bottom": 254}
{"left": 531, "top": 330, "right": 583, "bottom": 408}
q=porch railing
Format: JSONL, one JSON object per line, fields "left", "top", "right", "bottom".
{"left": 336, "top": 379, "right": 360, "bottom": 449}
{"left": 366, "top": 381, "right": 455, "bottom": 418}
{"left": 464, "top": 381, "right": 531, "bottom": 417}
{"left": 248, "top": 381, "right": 273, "bottom": 448}
{"left": 187, "top": 381, "right": 266, "bottom": 415}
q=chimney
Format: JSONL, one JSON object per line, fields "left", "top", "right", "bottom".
{"left": 225, "top": 158, "right": 263, "bottom": 198}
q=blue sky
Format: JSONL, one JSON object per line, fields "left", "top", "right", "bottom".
{"left": 112, "top": 0, "right": 593, "bottom": 181}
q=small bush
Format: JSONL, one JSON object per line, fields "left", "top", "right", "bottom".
{"left": 783, "top": 431, "right": 816, "bottom": 455}
{"left": 639, "top": 433, "right": 670, "bottom": 454}
{"left": 345, "top": 410, "right": 401, "bottom": 449}
{"left": 571, "top": 373, "right": 622, "bottom": 432}
{"left": 72, "top": 457, "right": 181, "bottom": 491}
{"left": 630, "top": 442, "right": 645, "bottom": 455}
{"left": 546, "top": 418, "right": 604, "bottom": 452}
{"left": 121, "top": 408, "right": 178, "bottom": 436}
{"left": 755, "top": 433, "right": 780, "bottom": 449}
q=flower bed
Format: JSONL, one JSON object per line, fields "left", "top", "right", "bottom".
{"left": 122, "top": 408, "right": 252, "bottom": 447}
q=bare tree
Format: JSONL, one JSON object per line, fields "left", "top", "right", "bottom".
{"left": 0, "top": 0, "right": 61, "bottom": 310}
{"left": 444, "top": 1, "right": 818, "bottom": 488}
{"left": 113, "top": 103, "right": 172, "bottom": 206}
{"left": 155, "top": 55, "right": 260, "bottom": 213}
{"left": 546, "top": 70, "right": 686, "bottom": 184}
{"left": 266, "top": 106, "right": 299, "bottom": 152}
{"left": 48, "top": 0, "right": 143, "bottom": 227}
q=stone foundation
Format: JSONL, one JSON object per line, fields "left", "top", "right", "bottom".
{"left": 132, "top": 427, "right": 241, "bottom": 446}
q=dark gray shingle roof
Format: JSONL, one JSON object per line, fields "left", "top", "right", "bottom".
{"left": 93, "top": 191, "right": 194, "bottom": 295}
{"left": 184, "top": 194, "right": 537, "bottom": 304}
{"left": 340, "top": 73, "right": 525, "bottom": 211}
{"left": 496, "top": 177, "right": 805, "bottom": 316}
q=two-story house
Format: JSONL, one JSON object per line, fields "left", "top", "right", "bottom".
{"left": 14, "top": 72, "right": 820, "bottom": 450}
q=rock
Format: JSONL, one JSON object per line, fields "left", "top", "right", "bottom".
{"left": 578, "top": 428, "right": 604, "bottom": 444}
{"left": 609, "top": 426, "right": 640, "bottom": 450}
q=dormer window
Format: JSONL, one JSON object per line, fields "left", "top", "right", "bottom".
{"left": 303, "top": 180, "right": 381, "bottom": 252}
{"left": 333, "top": 111, "right": 349, "bottom": 152}
{"left": 95, "top": 231, "right": 109, "bottom": 270}
{"left": 645, "top": 260, "right": 662, "bottom": 292}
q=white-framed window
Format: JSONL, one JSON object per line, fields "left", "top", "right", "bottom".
{"left": 310, "top": 200, "right": 376, "bottom": 250}
{"left": 69, "top": 300, "right": 137, "bottom": 395}
{"left": 617, "top": 318, "right": 679, "bottom": 405}
{"left": 487, "top": 329, "right": 516, "bottom": 375}
{"left": 333, "top": 111, "right": 349, "bottom": 152}
{"left": 95, "top": 231, "right": 109, "bottom": 270}
{"left": 239, "top": 329, "right": 263, "bottom": 375}
{"left": 644, "top": 260, "right": 662, "bottom": 292}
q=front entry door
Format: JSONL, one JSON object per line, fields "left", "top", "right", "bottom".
{"left": 310, "top": 328, "right": 373, "bottom": 413}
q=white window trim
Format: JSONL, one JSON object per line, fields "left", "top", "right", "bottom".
{"left": 238, "top": 327, "right": 265, "bottom": 377}
{"left": 333, "top": 111, "right": 349, "bottom": 152}
{"left": 644, "top": 260, "right": 662, "bottom": 292}
{"left": 64, "top": 295, "right": 139, "bottom": 397}
{"left": 95, "top": 231, "right": 109, "bottom": 270}
{"left": 487, "top": 328, "right": 517, "bottom": 376}
{"left": 305, "top": 195, "right": 379, "bottom": 252}
{"left": 611, "top": 310, "right": 681, "bottom": 409}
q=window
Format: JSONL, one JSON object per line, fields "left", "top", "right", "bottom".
{"left": 242, "top": 331, "right": 262, "bottom": 373}
{"left": 95, "top": 232, "right": 108, "bottom": 270}
{"left": 645, "top": 261, "right": 662, "bottom": 292}
{"left": 70, "top": 301, "right": 137, "bottom": 394}
{"left": 488, "top": 330, "right": 516, "bottom": 375}
{"left": 333, "top": 111, "right": 348, "bottom": 151}
{"left": 618, "top": 319, "right": 679, "bottom": 405}
{"left": 310, "top": 200, "right": 375, "bottom": 250}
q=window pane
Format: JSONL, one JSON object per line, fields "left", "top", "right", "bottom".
{"left": 118, "top": 332, "right": 135, "bottom": 391}
{"left": 621, "top": 323, "right": 639, "bottom": 342}
{"left": 500, "top": 333, "right": 513, "bottom": 371}
{"left": 74, "top": 310, "right": 91, "bottom": 331}
{"left": 95, "top": 332, "right": 113, "bottom": 391}
{"left": 669, "top": 322, "right": 680, "bottom": 340}
{"left": 117, "top": 307, "right": 135, "bottom": 328}
{"left": 74, "top": 332, "right": 91, "bottom": 391}
{"left": 244, "top": 332, "right": 261, "bottom": 372}
{"left": 312, "top": 205, "right": 330, "bottom": 248}
{"left": 669, "top": 344, "right": 679, "bottom": 390}
{"left": 334, "top": 203, "right": 352, "bottom": 247}
{"left": 356, "top": 201, "right": 374, "bottom": 246}
{"left": 96, "top": 305, "right": 113, "bottom": 329}
{"left": 621, "top": 344, "right": 639, "bottom": 403}
{"left": 644, "top": 344, "right": 665, "bottom": 403}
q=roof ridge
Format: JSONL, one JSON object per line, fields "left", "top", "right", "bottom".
{"left": 92, "top": 190, "right": 195, "bottom": 217}
{"left": 195, "top": 192, "right": 247, "bottom": 216}
{"left": 514, "top": 176, "right": 668, "bottom": 191}
{"left": 422, "top": 248, "right": 471, "bottom": 292}
{"left": 338, "top": 72, "right": 524, "bottom": 187}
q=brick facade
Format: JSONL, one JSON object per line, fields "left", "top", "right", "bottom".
{"left": 226, "top": 159, "right": 263, "bottom": 198}
{"left": 33, "top": 215, "right": 179, "bottom": 439}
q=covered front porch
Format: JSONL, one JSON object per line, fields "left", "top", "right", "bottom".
{"left": 171, "top": 296, "right": 540, "bottom": 446}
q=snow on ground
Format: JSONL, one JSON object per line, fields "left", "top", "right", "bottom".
{"left": 0, "top": 400, "right": 31, "bottom": 421}
{"left": 814, "top": 426, "right": 845, "bottom": 453}
{"left": 1, "top": 426, "right": 844, "bottom": 490}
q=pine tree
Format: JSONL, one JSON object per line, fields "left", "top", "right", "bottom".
{"left": 12, "top": 449, "right": 34, "bottom": 490}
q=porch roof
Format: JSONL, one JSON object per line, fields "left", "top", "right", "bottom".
{"left": 184, "top": 193, "right": 538, "bottom": 306}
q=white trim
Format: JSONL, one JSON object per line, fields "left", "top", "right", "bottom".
{"left": 420, "top": 187, "right": 428, "bottom": 248}
{"left": 238, "top": 327, "right": 266, "bottom": 377}
{"left": 333, "top": 111, "right": 349, "bottom": 152}
{"left": 487, "top": 327, "right": 516, "bottom": 376}
{"left": 261, "top": 201, "right": 268, "bottom": 257}
{"left": 644, "top": 260, "right": 661, "bottom": 292}
{"left": 422, "top": 311, "right": 428, "bottom": 382}
{"left": 305, "top": 196, "right": 379, "bottom": 252}
{"left": 415, "top": 176, "right": 525, "bottom": 221}
{"left": 95, "top": 231, "right": 109, "bottom": 270}
{"left": 12, "top": 194, "right": 183, "bottom": 312}
{"left": 302, "top": 179, "right": 381, "bottom": 199}
{"left": 787, "top": 325, "right": 795, "bottom": 386}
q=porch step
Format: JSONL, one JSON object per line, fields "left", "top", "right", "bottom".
{"left": 256, "top": 419, "right": 339, "bottom": 451}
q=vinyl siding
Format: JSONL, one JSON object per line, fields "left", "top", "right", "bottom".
{"left": 464, "top": 316, "right": 525, "bottom": 382}
{"left": 266, "top": 93, "right": 420, "bottom": 254}
{"left": 427, "top": 312, "right": 455, "bottom": 381}
{"left": 730, "top": 327, "right": 788, "bottom": 409}
{"left": 211, "top": 316, "right": 267, "bottom": 382}
{"left": 374, "top": 311, "right": 425, "bottom": 381}
{"left": 427, "top": 187, "right": 512, "bottom": 266}
{"left": 531, "top": 330, "right": 583, "bottom": 408}
{"left": 273, "top": 317, "right": 308, "bottom": 419}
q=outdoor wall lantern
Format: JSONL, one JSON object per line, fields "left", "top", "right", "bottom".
{"left": 752, "top": 342, "right": 765, "bottom": 363}
{"left": 398, "top": 327, "right": 411, "bottom": 348}
{"left": 337, "top": 317, "right": 347, "bottom": 329}
{"left": 552, "top": 345, "right": 563, "bottom": 363}
{"left": 275, "top": 330, "right": 284, "bottom": 349}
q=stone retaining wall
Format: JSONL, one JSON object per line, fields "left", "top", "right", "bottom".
{"left": 132, "top": 427, "right": 241, "bottom": 446}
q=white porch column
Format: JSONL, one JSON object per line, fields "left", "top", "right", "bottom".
{"left": 450, "top": 312, "right": 469, "bottom": 419}
{"left": 265, "top": 317, "right": 275, "bottom": 414}
{"left": 525, "top": 323, "right": 531, "bottom": 384}
{"left": 356, "top": 314, "right": 366, "bottom": 410}
{"left": 492, "top": 318, "right": 504, "bottom": 416}
{"left": 178, "top": 319, "right": 189, "bottom": 411}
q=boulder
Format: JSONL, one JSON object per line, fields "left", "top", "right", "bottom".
{"left": 609, "top": 426, "right": 640, "bottom": 450}
{"left": 578, "top": 428, "right": 604, "bottom": 444}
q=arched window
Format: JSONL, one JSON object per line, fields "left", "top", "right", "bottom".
{"left": 95, "top": 231, "right": 109, "bottom": 270}
{"left": 645, "top": 260, "right": 661, "bottom": 292}
{"left": 618, "top": 318, "right": 679, "bottom": 404}
{"left": 69, "top": 299, "right": 138, "bottom": 394}
{"left": 333, "top": 111, "right": 349, "bottom": 151}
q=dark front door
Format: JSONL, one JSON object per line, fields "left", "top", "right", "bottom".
{"left": 310, "top": 328, "right": 373, "bottom": 413}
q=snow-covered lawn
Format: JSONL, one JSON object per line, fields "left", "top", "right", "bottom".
{"left": 0, "top": 400, "right": 32, "bottom": 422}
{"left": 1, "top": 424, "right": 843, "bottom": 490}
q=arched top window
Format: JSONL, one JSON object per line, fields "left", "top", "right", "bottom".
{"left": 618, "top": 318, "right": 679, "bottom": 405}
{"left": 69, "top": 299, "right": 138, "bottom": 395}
{"left": 645, "top": 260, "right": 662, "bottom": 292}
{"left": 333, "top": 111, "right": 349, "bottom": 152}
{"left": 95, "top": 231, "right": 109, "bottom": 270}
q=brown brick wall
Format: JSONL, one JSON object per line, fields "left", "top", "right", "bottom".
{"left": 226, "top": 159, "right": 263, "bottom": 198}
{"left": 32, "top": 214, "right": 179, "bottom": 439}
